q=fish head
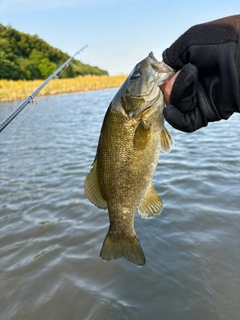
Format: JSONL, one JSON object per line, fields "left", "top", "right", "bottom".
{"left": 117, "top": 52, "right": 175, "bottom": 118}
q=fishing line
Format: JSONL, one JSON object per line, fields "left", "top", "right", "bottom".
{"left": 0, "top": 45, "right": 88, "bottom": 139}
{"left": 0, "top": 99, "right": 37, "bottom": 149}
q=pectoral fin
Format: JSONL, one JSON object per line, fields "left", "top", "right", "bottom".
{"left": 160, "top": 127, "right": 174, "bottom": 153}
{"left": 84, "top": 159, "right": 107, "bottom": 209}
{"left": 138, "top": 182, "right": 163, "bottom": 219}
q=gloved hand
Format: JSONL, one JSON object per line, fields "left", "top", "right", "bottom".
{"left": 162, "top": 15, "right": 240, "bottom": 133}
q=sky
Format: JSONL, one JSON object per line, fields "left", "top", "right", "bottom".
{"left": 0, "top": 0, "right": 239, "bottom": 75}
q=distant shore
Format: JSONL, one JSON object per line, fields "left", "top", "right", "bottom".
{"left": 0, "top": 75, "right": 127, "bottom": 102}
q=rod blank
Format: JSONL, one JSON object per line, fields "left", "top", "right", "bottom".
{"left": 0, "top": 46, "right": 87, "bottom": 133}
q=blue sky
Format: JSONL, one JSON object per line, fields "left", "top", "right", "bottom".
{"left": 0, "top": 0, "right": 239, "bottom": 75}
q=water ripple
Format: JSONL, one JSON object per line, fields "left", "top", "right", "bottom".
{"left": 0, "top": 90, "right": 240, "bottom": 320}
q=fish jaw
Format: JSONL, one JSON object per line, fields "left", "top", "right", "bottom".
{"left": 154, "top": 61, "right": 175, "bottom": 86}
{"left": 148, "top": 51, "right": 175, "bottom": 84}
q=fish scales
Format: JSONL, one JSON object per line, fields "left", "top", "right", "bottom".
{"left": 85, "top": 52, "right": 174, "bottom": 266}
{"left": 98, "top": 107, "right": 159, "bottom": 231}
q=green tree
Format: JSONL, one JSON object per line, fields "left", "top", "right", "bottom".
{"left": 17, "top": 57, "right": 40, "bottom": 80}
{"left": 38, "top": 58, "right": 56, "bottom": 78}
{"left": 0, "top": 23, "right": 109, "bottom": 80}
{"left": 0, "top": 59, "right": 24, "bottom": 80}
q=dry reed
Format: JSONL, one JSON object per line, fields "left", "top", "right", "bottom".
{"left": 0, "top": 75, "right": 127, "bottom": 102}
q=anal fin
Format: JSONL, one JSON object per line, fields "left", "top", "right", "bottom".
{"left": 138, "top": 182, "right": 163, "bottom": 219}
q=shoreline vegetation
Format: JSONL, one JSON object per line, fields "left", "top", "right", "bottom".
{"left": 0, "top": 24, "right": 108, "bottom": 81}
{"left": 0, "top": 75, "right": 127, "bottom": 103}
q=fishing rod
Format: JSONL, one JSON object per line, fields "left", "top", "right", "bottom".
{"left": 0, "top": 45, "right": 88, "bottom": 133}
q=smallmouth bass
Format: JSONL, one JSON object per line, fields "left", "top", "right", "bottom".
{"left": 85, "top": 52, "right": 174, "bottom": 266}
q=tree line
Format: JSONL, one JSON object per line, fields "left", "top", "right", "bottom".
{"left": 0, "top": 24, "right": 108, "bottom": 80}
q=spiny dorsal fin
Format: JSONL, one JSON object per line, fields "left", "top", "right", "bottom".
{"left": 160, "top": 127, "right": 174, "bottom": 153}
{"left": 138, "top": 182, "right": 163, "bottom": 219}
{"left": 84, "top": 159, "right": 107, "bottom": 209}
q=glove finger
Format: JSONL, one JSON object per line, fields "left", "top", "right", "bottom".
{"left": 163, "top": 104, "right": 205, "bottom": 133}
{"left": 163, "top": 17, "right": 239, "bottom": 69}
{"left": 170, "top": 63, "right": 198, "bottom": 113}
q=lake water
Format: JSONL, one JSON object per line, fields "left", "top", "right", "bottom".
{"left": 0, "top": 89, "right": 240, "bottom": 320}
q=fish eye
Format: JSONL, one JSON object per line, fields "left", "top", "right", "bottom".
{"left": 130, "top": 70, "right": 142, "bottom": 80}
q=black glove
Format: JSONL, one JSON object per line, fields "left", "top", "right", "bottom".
{"left": 162, "top": 15, "right": 240, "bottom": 132}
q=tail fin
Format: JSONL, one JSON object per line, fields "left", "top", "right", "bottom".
{"left": 100, "top": 232, "right": 146, "bottom": 266}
